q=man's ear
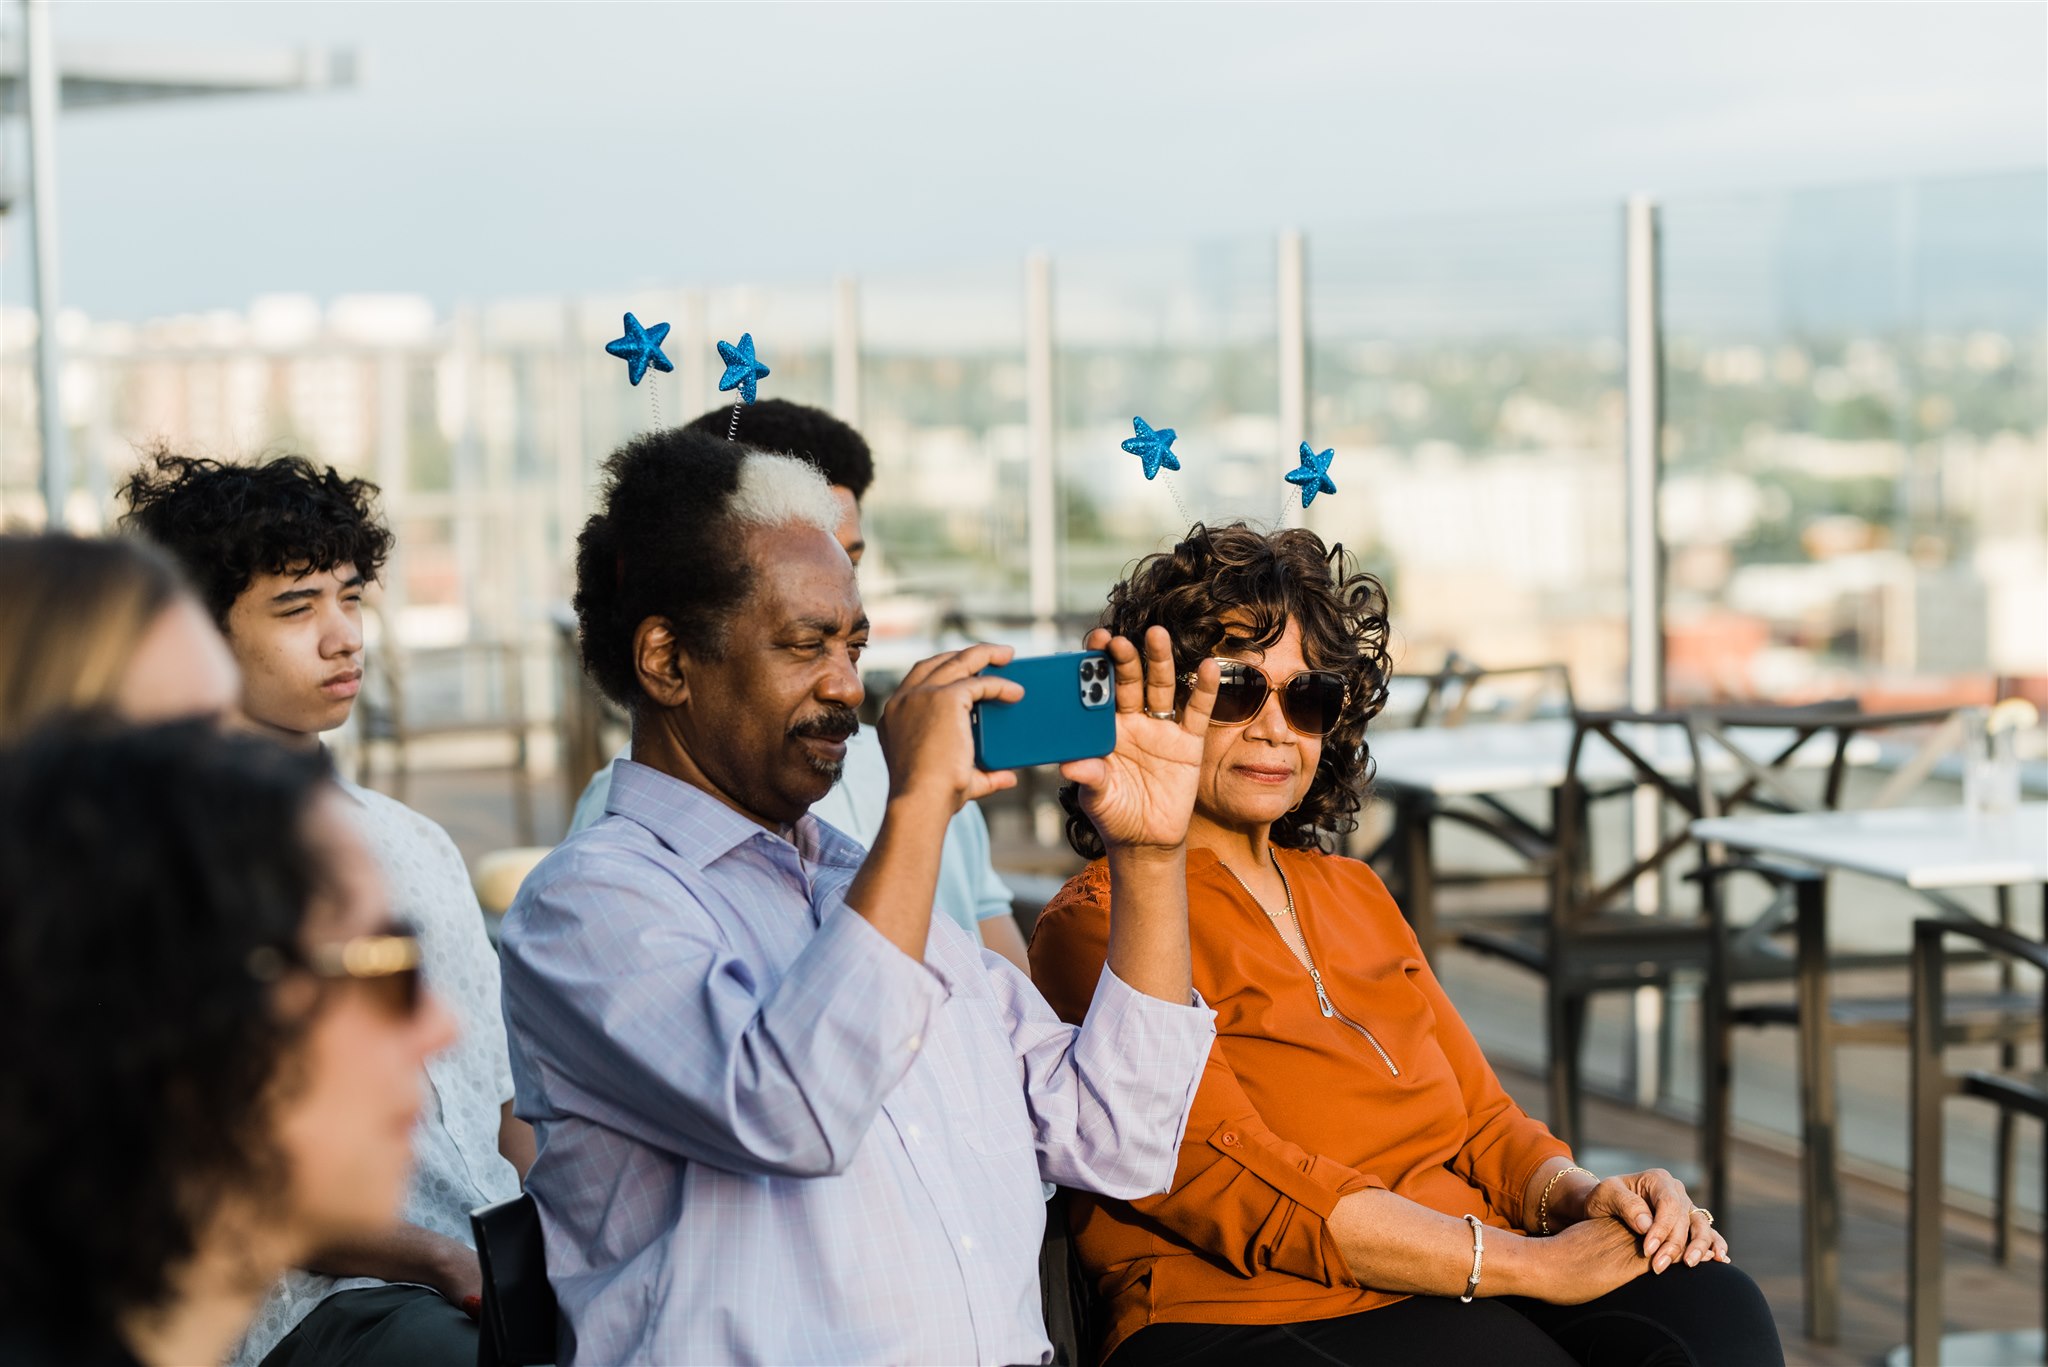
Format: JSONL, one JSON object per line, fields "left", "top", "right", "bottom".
{"left": 631, "top": 617, "right": 691, "bottom": 710}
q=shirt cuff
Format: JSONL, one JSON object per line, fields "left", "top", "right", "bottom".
{"left": 1075, "top": 962, "right": 1217, "bottom": 1155}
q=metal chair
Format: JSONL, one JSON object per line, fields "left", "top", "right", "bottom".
{"left": 1040, "top": 1187, "right": 1099, "bottom": 1365}
{"left": 358, "top": 612, "right": 537, "bottom": 844}
{"left": 1688, "top": 705, "right": 2037, "bottom": 1341}
{"left": 470, "top": 1191, "right": 557, "bottom": 1367}
{"left": 1367, "top": 658, "right": 1578, "bottom": 949}
{"left": 1455, "top": 708, "right": 1720, "bottom": 1151}
{"left": 1907, "top": 915, "right": 2047, "bottom": 1365}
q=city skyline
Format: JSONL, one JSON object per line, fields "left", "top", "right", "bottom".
{"left": 0, "top": 4, "right": 2041, "bottom": 319}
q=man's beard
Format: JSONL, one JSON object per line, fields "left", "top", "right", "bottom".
{"left": 789, "top": 704, "right": 860, "bottom": 780}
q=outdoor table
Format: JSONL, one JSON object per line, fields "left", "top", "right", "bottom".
{"left": 1689, "top": 803, "right": 2048, "bottom": 1353}
{"left": 1365, "top": 718, "right": 1866, "bottom": 956}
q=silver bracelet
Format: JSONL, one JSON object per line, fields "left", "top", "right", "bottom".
{"left": 1459, "top": 1213, "right": 1485, "bottom": 1303}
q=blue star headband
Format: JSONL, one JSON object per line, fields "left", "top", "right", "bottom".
{"left": 717, "top": 332, "right": 772, "bottom": 439}
{"left": 1121, "top": 415, "right": 1339, "bottom": 524}
{"left": 1287, "top": 442, "right": 1337, "bottom": 508}
{"left": 605, "top": 312, "right": 675, "bottom": 427}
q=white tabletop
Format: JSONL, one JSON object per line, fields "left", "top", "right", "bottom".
{"left": 1366, "top": 718, "right": 1866, "bottom": 799}
{"left": 1690, "top": 804, "right": 2048, "bottom": 890}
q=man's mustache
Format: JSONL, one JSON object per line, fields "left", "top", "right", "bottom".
{"left": 789, "top": 705, "right": 861, "bottom": 744}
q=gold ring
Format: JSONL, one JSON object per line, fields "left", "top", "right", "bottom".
{"left": 1691, "top": 1207, "right": 1715, "bottom": 1225}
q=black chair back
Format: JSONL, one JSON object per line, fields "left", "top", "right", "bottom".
{"left": 1040, "top": 1187, "right": 1097, "bottom": 1366}
{"left": 471, "top": 1192, "right": 558, "bottom": 1367}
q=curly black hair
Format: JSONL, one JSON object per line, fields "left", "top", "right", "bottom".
{"left": 686, "top": 398, "right": 875, "bottom": 498}
{"left": 1061, "top": 522, "right": 1393, "bottom": 859}
{"left": 0, "top": 718, "right": 333, "bottom": 1351}
{"left": 116, "top": 446, "right": 394, "bottom": 627}
{"left": 574, "top": 426, "right": 759, "bottom": 709}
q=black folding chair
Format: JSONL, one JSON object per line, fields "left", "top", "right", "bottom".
{"left": 471, "top": 1192, "right": 558, "bottom": 1367}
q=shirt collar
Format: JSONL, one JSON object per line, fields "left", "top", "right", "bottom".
{"left": 605, "top": 758, "right": 865, "bottom": 872}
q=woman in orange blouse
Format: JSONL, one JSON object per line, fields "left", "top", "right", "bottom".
{"left": 1030, "top": 523, "right": 1783, "bottom": 1367}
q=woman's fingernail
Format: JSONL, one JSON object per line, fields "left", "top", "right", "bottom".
{"left": 1655, "top": 1255, "right": 1671, "bottom": 1273}
{"left": 1643, "top": 1238, "right": 1661, "bottom": 1258}
{"left": 1635, "top": 1215, "right": 1651, "bottom": 1232}
{"left": 1687, "top": 1250, "right": 1700, "bottom": 1266}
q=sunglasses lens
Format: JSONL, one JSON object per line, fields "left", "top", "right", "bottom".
{"left": 365, "top": 966, "right": 423, "bottom": 1020}
{"left": 1209, "top": 663, "right": 1268, "bottom": 724}
{"left": 1281, "top": 672, "right": 1348, "bottom": 736}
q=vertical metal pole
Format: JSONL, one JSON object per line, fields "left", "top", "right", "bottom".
{"left": 374, "top": 350, "right": 409, "bottom": 625}
{"left": 1024, "top": 251, "right": 1058, "bottom": 645}
{"left": 1277, "top": 230, "right": 1308, "bottom": 531}
{"left": 23, "top": 0, "right": 67, "bottom": 528}
{"left": 678, "top": 289, "right": 708, "bottom": 421}
{"left": 831, "top": 275, "right": 861, "bottom": 429}
{"left": 1625, "top": 195, "right": 1667, "bottom": 1107}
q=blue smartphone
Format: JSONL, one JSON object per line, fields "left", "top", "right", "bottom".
{"left": 972, "top": 650, "right": 1117, "bottom": 771}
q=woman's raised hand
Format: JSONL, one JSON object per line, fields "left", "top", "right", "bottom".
{"left": 1581, "top": 1168, "right": 1730, "bottom": 1273}
{"left": 1060, "top": 626, "right": 1220, "bottom": 853}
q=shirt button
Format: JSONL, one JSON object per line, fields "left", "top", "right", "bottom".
{"left": 1221, "top": 1133, "right": 1238, "bottom": 1146}
{"left": 960, "top": 1234, "right": 976, "bottom": 1254}
{"left": 905, "top": 1123, "right": 922, "bottom": 1143}
{"left": 905, "top": 1034, "right": 922, "bottom": 1052}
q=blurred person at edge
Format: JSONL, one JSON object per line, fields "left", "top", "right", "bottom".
{"left": 1031, "top": 523, "right": 1783, "bottom": 1367}
{"left": 567, "top": 398, "right": 1033, "bottom": 974}
{"left": 119, "top": 450, "right": 532, "bottom": 1367}
{"left": 0, "top": 532, "right": 239, "bottom": 738}
{"left": 0, "top": 720, "right": 457, "bottom": 1367}
{"left": 499, "top": 432, "right": 1220, "bottom": 1363}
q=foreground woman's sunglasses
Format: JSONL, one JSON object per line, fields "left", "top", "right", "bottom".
{"left": 1178, "top": 660, "right": 1351, "bottom": 736}
{"left": 250, "top": 931, "right": 425, "bottom": 1019}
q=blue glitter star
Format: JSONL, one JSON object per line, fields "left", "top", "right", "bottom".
{"left": 604, "top": 312, "right": 674, "bottom": 386}
{"left": 717, "top": 333, "right": 772, "bottom": 405}
{"left": 1121, "top": 416, "right": 1181, "bottom": 480}
{"left": 1286, "top": 441, "right": 1338, "bottom": 507}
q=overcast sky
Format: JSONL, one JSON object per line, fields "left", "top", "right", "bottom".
{"left": 4, "top": 2, "right": 2043, "bottom": 319}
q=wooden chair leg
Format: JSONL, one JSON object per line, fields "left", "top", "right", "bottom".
{"left": 1794, "top": 876, "right": 1840, "bottom": 1344}
{"left": 1548, "top": 988, "right": 1587, "bottom": 1148}
{"left": 1907, "top": 920, "right": 1946, "bottom": 1366}
{"left": 1993, "top": 885, "right": 2018, "bottom": 1265}
{"left": 1702, "top": 971, "right": 1731, "bottom": 1221}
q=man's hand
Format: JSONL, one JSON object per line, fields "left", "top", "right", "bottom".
{"left": 1060, "top": 627, "right": 1219, "bottom": 853}
{"left": 1579, "top": 1168, "right": 1730, "bottom": 1273}
{"left": 876, "top": 642, "right": 1024, "bottom": 816}
{"left": 429, "top": 1239, "right": 485, "bottom": 1318}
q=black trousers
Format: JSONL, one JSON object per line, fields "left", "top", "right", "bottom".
{"left": 258, "top": 1285, "right": 478, "bottom": 1367}
{"left": 1108, "top": 1260, "right": 1783, "bottom": 1367}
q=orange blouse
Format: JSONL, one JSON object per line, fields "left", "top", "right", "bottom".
{"left": 1029, "top": 846, "right": 1570, "bottom": 1362}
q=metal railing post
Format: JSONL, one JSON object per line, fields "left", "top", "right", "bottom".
{"left": 832, "top": 276, "right": 861, "bottom": 429}
{"left": 24, "top": 0, "right": 68, "bottom": 527}
{"left": 1278, "top": 230, "right": 1307, "bottom": 531}
{"left": 1025, "top": 251, "right": 1058, "bottom": 643}
{"left": 1625, "top": 194, "right": 1667, "bottom": 1107}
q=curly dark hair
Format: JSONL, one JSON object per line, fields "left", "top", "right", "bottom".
{"left": 116, "top": 446, "right": 394, "bottom": 627}
{"left": 1061, "top": 522, "right": 1392, "bottom": 859}
{"left": 0, "top": 719, "right": 334, "bottom": 1351}
{"left": 574, "top": 426, "right": 759, "bottom": 709}
{"left": 685, "top": 398, "right": 875, "bottom": 498}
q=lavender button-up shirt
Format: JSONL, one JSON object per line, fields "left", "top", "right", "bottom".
{"left": 499, "top": 760, "right": 1215, "bottom": 1366}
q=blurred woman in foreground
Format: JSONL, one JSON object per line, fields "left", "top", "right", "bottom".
{"left": 0, "top": 722, "right": 457, "bottom": 1366}
{"left": 0, "top": 532, "right": 239, "bottom": 738}
{"left": 1031, "top": 523, "right": 1782, "bottom": 1367}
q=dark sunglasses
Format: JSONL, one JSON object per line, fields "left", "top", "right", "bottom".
{"left": 250, "top": 931, "right": 426, "bottom": 1020}
{"left": 1179, "top": 660, "right": 1351, "bottom": 737}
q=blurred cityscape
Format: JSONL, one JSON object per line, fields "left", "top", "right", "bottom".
{"left": 2, "top": 169, "right": 2042, "bottom": 727}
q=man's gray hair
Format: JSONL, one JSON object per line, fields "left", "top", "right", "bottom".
{"left": 728, "top": 450, "right": 843, "bottom": 539}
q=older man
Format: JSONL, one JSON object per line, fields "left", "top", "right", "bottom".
{"left": 498, "top": 427, "right": 1219, "bottom": 1364}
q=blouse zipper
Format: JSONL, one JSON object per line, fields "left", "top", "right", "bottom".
{"left": 1219, "top": 859, "right": 1400, "bottom": 1077}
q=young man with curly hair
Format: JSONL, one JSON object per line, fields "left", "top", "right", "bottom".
{"left": 119, "top": 451, "right": 531, "bottom": 1367}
